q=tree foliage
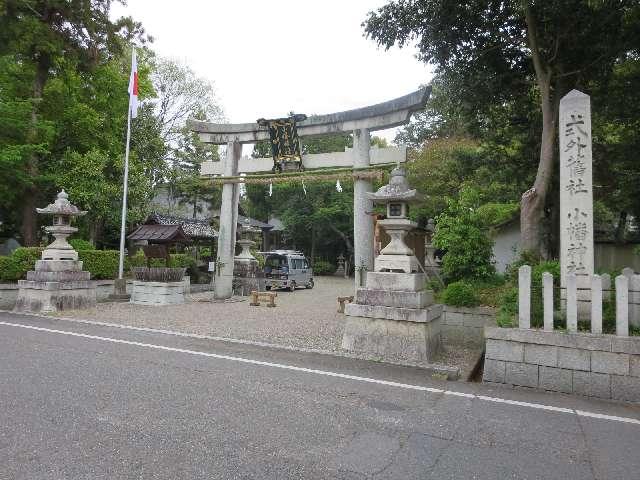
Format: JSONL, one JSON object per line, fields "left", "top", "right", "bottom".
{"left": 365, "top": 0, "right": 640, "bottom": 256}
{"left": 0, "top": 0, "right": 150, "bottom": 245}
{"left": 432, "top": 186, "right": 496, "bottom": 282}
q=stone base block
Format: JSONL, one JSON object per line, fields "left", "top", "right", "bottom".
{"left": 108, "top": 278, "right": 131, "bottom": 302}
{"left": 35, "top": 259, "right": 83, "bottom": 272}
{"left": 374, "top": 254, "right": 420, "bottom": 273}
{"left": 14, "top": 281, "right": 96, "bottom": 313}
{"left": 355, "top": 288, "right": 433, "bottom": 309}
{"left": 41, "top": 247, "right": 78, "bottom": 261}
{"left": 27, "top": 270, "right": 91, "bottom": 282}
{"left": 365, "top": 272, "right": 425, "bottom": 292}
{"left": 345, "top": 302, "right": 442, "bottom": 323}
{"left": 341, "top": 315, "right": 441, "bottom": 364}
{"left": 131, "top": 281, "right": 185, "bottom": 306}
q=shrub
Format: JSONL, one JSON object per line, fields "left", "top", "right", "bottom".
{"left": 496, "top": 286, "right": 518, "bottom": 327}
{"left": 0, "top": 256, "right": 22, "bottom": 282}
{"left": 78, "top": 250, "right": 120, "bottom": 280}
{"left": 251, "top": 250, "right": 266, "bottom": 269}
{"left": 441, "top": 280, "right": 480, "bottom": 307}
{"left": 69, "top": 238, "right": 95, "bottom": 250}
{"left": 433, "top": 188, "right": 495, "bottom": 282}
{"left": 313, "top": 260, "right": 335, "bottom": 276}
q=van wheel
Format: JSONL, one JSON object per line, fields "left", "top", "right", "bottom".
{"left": 265, "top": 286, "right": 271, "bottom": 291}
{"left": 289, "top": 282, "right": 296, "bottom": 292}
{"left": 306, "top": 279, "right": 314, "bottom": 289}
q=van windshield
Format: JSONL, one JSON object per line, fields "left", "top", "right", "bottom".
{"left": 265, "top": 255, "right": 288, "bottom": 272}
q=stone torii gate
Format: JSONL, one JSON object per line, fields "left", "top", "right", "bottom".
{"left": 188, "top": 87, "right": 431, "bottom": 299}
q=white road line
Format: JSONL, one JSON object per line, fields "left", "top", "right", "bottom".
{"left": 2, "top": 320, "right": 639, "bottom": 426}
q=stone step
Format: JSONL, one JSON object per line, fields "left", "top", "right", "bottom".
{"left": 345, "top": 302, "right": 442, "bottom": 324}
{"left": 365, "top": 272, "right": 426, "bottom": 292}
{"left": 356, "top": 288, "right": 433, "bottom": 309}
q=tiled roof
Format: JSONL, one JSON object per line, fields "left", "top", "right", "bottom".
{"left": 128, "top": 224, "right": 191, "bottom": 243}
{"left": 145, "top": 213, "right": 218, "bottom": 239}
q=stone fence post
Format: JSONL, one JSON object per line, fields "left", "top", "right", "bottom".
{"left": 591, "top": 274, "right": 602, "bottom": 334}
{"left": 518, "top": 265, "right": 531, "bottom": 329}
{"left": 616, "top": 274, "right": 629, "bottom": 337}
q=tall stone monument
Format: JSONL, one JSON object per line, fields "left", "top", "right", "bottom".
{"left": 559, "top": 90, "right": 594, "bottom": 317}
{"left": 342, "top": 167, "right": 441, "bottom": 364}
{"left": 14, "top": 191, "right": 96, "bottom": 313}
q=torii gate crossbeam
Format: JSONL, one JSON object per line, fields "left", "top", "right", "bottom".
{"left": 188, "top": 86, "right": 431, "bottom": 299}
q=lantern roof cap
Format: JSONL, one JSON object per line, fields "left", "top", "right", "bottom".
{"left": 36, "top": 190, "right": 87, "bottom": 216}
{"left": 366, "top": 167, "right": 420, "bottom": 203}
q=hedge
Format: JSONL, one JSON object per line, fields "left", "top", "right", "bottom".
{"left": 78, "top": 250, "right": 120, "bottom": 279}
{"left": 0, "top": 247, "right": 197, "bottom": 281}
{"left": 0, "top": 256, "right": 21, "bottom": 282}
{"left": 69, "top": 238, "right": 95, "bottom": 251}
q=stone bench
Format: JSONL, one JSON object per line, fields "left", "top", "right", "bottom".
{"left": 337, "top": 296, "right": 354, "bottom": 313}
{"left": 250, "top": 290, "right": 277, "bottom": 307}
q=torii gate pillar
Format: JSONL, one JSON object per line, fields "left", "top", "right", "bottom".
{"left": 215, "top": 141, "right": 241, "bottom": 299}
{"left": 353, "top": 128, "right": 374, "bottom": 288}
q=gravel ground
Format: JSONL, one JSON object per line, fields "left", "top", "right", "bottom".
{"left": 59, "top": 276, "right": 353, "bottom": 352}
{"left": 57, "top": 276, "right": 481, "bottom": 376}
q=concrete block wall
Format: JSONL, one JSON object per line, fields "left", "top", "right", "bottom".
{"left": 441, "top": 306, "right": 496, "bottom": 346}
{"left": 484, "top": 326, "right": 640, "bottom": 402}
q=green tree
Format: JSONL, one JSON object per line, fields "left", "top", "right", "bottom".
{"left": 0, "top": 0, "right": 148, "bottom": 245}
{"left": 245, "top": 134, "right": 358, "bottom": 261}
{"left": 365, "top": 0, "right": 640, "bottom": 257}
{"left": 151, "top": 59, "right": 225, "bottom": 219}
{"left": 49, "top": 50, "right": 165, "bottom": 246}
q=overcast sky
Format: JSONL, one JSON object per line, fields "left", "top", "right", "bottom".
{"left": 111, "top": 0, "right": 433, "bottom": 144}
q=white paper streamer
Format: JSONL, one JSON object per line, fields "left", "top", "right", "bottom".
{"left": 302, "top": 181, "right": 307, "bottom": 195}
{"left": 268, "top": 183, "right": 273, "bottom": 197}
{"left": 336, "top": 180, "right": 343, "bottom": 192}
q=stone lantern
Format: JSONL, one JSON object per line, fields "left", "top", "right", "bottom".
{"left": 14, "top": 190, "right": 96, "bottom": 313}
{"left": 342, "top": 167, "right": 441, "bottom": 365}
{"left": 366, "top": 166, "right": 421, "bottom": 273}
{"left": 36, "top": 190, "right": 87, "bottom": 261}
{"left": 236, "top": 218, "right": 259, "bottom": 262}
{"left": 233, "top": 218, "right": 260, "bottom": 295}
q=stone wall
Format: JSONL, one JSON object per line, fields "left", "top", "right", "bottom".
{"left": 441, "top": 306, "right": 495, "bottom": 346}
{"left": 484, "top": 326, "right": 640, "bottom": 402}
{"left": 0, "top": 283, "right": 18, "bottom": 310}
{"left": 1, "top": 278, "right": 199, "bottom": 310}
{"left": 130, "top": 280, "right": 185, "bottom": 306}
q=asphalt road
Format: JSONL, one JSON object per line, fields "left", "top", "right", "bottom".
{"left": 1, "top": 312, "right": 640, "bottom": 479}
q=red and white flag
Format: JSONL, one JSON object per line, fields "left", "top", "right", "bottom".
{"left": 128, "top": 48, "right": 139, "bottom": 119}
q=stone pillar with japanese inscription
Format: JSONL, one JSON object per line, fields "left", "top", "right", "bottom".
{"left": 559, "top": 90, "right": 594, "bottom": 318}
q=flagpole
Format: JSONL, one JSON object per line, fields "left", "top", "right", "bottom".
{"left": 117, "top": 102, "right": 132, "bottom": 280}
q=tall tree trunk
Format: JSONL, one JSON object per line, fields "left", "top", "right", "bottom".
{"left": 21, "top": 56, "right": 50, "bottom": 246}
{"left": 520, "top": 6, "right": 558, "bottom": 258}
{"left": 88, "top": 217, "right": 104, "bottom": 247}
{"left": 615, "top": 211, "right": 627, "bottom": 244}
{"left": 310, "top": 226, "right": 316, "bottom": 265}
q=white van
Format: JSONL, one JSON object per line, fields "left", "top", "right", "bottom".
{"left": 263, "top": 250, "right": 314, "bottom": 291}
